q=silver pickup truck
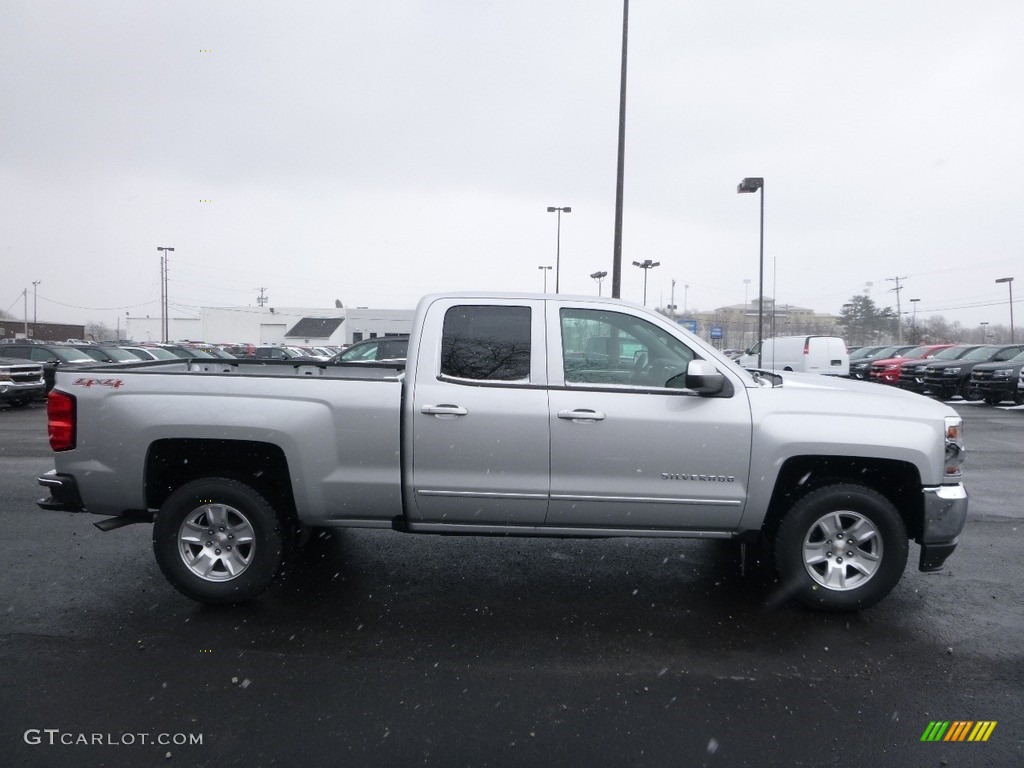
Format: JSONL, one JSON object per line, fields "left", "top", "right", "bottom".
{"left": 37, "top": 293, "right": 968, "bottom": 611}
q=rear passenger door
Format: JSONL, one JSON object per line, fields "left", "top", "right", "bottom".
{"left": 408, "top": 299, "right": 550, "bottom": 526}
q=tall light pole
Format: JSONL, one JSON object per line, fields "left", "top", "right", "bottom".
{"left": 611, "top": 0, "right": 629, "bottom": 299}
{"left": 737, "top": 177, "right": 765, "bottom": 367}
{"left": 996, "top": 277, "right": 1015, "bottom": 342}
{"left": 631, "top": 259, "right": 659, "bottom": 306}
{"left": 546, "top": 206, "right": 571, "bottom": 293}
{"left": 31, "top": 280, "right": 41, "bottom": 336}
{"left": 979, "top": 321, "right": 990, "bottom": 342}
{"left": 590, "top": 270, "right": 608, "bottom": 296}
{"left": 157, "top": 246, "right": 174, "bottom": 343}
{"left": 743, "top": 278, "right": 752, "bottom": 348}
{"left": 909, "top": 297, "right": 920, "bottom": 343}
{"left": 538, "top": 265, "right": 552, "bottom": 293}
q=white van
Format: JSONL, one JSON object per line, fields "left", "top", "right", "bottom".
{"left": 738, "top": 335, "right": 849, "bottom": 376}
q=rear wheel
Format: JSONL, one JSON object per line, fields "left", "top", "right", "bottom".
{"left": 774, "top": 483, "right": 908, "bottom": 611}
{"left": 153, "top": 478, "right": 285, "bottom": 604}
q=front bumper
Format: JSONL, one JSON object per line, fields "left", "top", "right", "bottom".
{"left": 0, "top": 382, "right": 45, "bottom": 403}
{"left": 971, "top": 380, "right": 1015, "bottom": 399}
{"left": 917, "top": 483, "right": 968, "bottom": 572}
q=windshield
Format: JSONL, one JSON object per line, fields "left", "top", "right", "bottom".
{"left": 963, "top": 346, "right": 999, "bottom": 361}
{"left": 52, "top": 348, "right": 98, "bottom": 363}
{"left": 933, "top": 345, "right": 976, "bottom": 361}
{"left": 98, "top": 347, "right": 143, "bottom": 362}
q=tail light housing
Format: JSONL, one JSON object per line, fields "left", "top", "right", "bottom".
{"left": 47, "top": 391, "right": 77, "bottom": 452}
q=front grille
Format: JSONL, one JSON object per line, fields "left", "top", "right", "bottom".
{"left": 2, "top": 365, "right": 44, "bottom": 384}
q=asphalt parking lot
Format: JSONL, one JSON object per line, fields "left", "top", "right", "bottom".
{"left": 0, "top": 399, "right": 1021, "bottom": 767}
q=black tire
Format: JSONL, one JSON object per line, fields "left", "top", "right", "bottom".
{"left": 959, "top": 380, "right": 973, "bottom": 400}
{"left": 773, "top": 483, "right": 908, "bottom": 611}
{"left": 153, "top": 478, "right": 285, "bottom": 604}
{"left": 983, "top": 396, "right": 1001, "bottom": 406}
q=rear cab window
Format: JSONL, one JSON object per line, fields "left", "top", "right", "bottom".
{"left": 440, "top": 305, "right": 532, "bottom": 382}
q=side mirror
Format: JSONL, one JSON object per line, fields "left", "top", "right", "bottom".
{"left": 667, "top": 359, "right": 726, "bottom": 395}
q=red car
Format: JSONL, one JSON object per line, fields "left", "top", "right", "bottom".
{"left": 869, "top": 344, "right": 955, "bottom": 385}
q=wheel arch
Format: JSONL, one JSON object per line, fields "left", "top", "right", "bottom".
{"left": 145, "top": 438, "right": 297, "bottom": 521}
{"left": 761, "top": 455, "right": 923, "bottom": 541}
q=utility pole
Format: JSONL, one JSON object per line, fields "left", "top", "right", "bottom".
{"left": 157, "top": 247, "right": 174, "bottom": 343}
{"left": 887, "top": 275, "right": 907, "bottom": 344}
{"left": 256, "top": 287, "right": 269, "bottom": 307}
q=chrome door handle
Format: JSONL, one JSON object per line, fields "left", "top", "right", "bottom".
{"left": 421, "top": 404, "right": 468, "bottom": 417}
{"left": 557, "top": 409, "right": 606, "bottom": 422}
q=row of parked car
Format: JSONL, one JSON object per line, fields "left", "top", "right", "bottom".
{"left": 847, "top": 342, "right": 1024, "bottom": 405}
{"left": 0, "top": 335, "right": 412, "bottom": 403}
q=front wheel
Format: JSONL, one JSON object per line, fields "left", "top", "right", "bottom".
{"left": 153, "top": 478, "right": 285, "bottom": 604}
{"left": 774, "top": 483, "right": 908, "bottom": 611}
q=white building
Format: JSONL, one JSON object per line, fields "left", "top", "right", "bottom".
{"left": 125, "top": 306, "right": 414, "bottom": 346}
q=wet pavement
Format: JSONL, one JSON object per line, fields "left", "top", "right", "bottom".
{"left": 1, "top": 400, "right": 1021, "bottom": 767}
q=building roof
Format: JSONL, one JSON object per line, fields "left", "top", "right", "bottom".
{"left": 284, "top": 317, "right": 345, "bottom": 338}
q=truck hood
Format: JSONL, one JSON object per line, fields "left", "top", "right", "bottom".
{"left": 751, "top": 370, "right": 957, "bottom": 418}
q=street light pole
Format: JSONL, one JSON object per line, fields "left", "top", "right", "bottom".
{"left": 546, "top": 206, "right": 571, "bottom": 294}
{"left": 996, "top": 277, "right": 1015, "bottom": 342}
{"left": 538, "top": 265, "right": 552, "bottom": 293}
{"left": 31, "top": 280, "right": 40, "bottom": 336}
{"left": 631, "top": 259, "right": 660, "bottom": 306}
{"left": 157, "top": 247, "right": 174, "bottom": 343}
{"left": 909, "top": 298, "right": 920, "bottom": 343}
{"left": 737, "top": 177, "right": 765, "bottom": 367}
{"left": 979, "top": 321, "right": 989, "bottom": 342}
{"left": 611, "top": 0, "right": 629, "bottom": 299}
{"left": 590, "top": 270, "right": 608, "bottom": 296}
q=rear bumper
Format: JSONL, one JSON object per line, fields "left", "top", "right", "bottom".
{"left": 917, "top": 484, "right": 968, "bottom": 572}
{"left": 37, "top": 470, "right": 87, "bottom": 512}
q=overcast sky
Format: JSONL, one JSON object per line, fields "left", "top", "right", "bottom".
{"left": 2, "top": 1, "right": 1021, "bottom": 332}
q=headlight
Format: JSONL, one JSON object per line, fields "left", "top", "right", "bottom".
{"left": 944, "top": 367, "right": 961, "bottom": 375}
{"left": 993, "top": 368, "right": 1012, "bottom": 377}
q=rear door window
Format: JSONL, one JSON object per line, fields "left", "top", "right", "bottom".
{"left": 440, "top": 306, "right": 531, "bottom": 381}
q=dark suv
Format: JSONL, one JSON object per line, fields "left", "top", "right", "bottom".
{"left": 922, "top": 344, "right": 1024, "bottom": 400}
{"left": 898, "top": 345, "right": 981, "bottom": 394}
{"left": 968, "top": 349, "right": 1024, "bottom": 405}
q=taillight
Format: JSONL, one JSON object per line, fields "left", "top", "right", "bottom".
{"left": 803, "top": 338, "right": 810, "bottom": 355}
{"left": 47, "top": 391, "right": 76, "bottom": 452}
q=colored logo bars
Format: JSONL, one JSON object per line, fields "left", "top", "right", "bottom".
{"left": 921, "top": 721, "right": 997, "bottom": 742}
